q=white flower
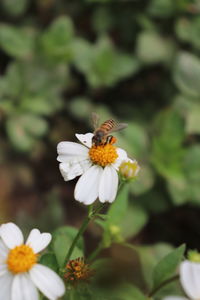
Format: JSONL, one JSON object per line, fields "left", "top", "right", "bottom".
{"left": 163, "top": 297, "right": 188, "bottom": 300}
{"left": 57, "top": 132, "right": 130, "bottom": 205}
{"left": 0, "top": 222, "right": 65, "bottom": 300}
{"left": 163, "top": 260, "right": 200, "bottom": 300}
{"left": 179, "top": 260, "right": 200, "bottom": 300}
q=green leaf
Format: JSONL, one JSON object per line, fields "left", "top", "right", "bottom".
{"left": 6, "top": 117, "right": 34, "bottom": 151}
{"left": 107, "top": 183, "right": 129, "bottom": 226}
{"left": 73, "top": 36, "right": 139, "bottom": 88}
{"left": 136, "top": 31, "right": 175, "bottom": 64}
{"left": 185, "top": 104, "right": 200, "bottom": 134}
{"left": 174, "top": 52, "right": 200, "bottom": 98}
{"left": 147, "top": 0, "right": 175, "bottom": 17}
{"left": 120, "top": 204, "right": 148, "bottom": 239}
{"left": 175, "top": 18, "right": 192, "bottom": 42}
{"left": 6, "top": 115, "right": 48, "bottom": 151}
{"left": 122, "top": 122, "right": 149, "bottom": 158}
{"left": 151, "top": 109, "right": 185, "bottom": 179}
{"left": 52, "top": 226, "right": 84, "bottom": 267}
{"left": 130, "top": 165, "right": 155, "bottom": 195}
{"left": 153, "top": 244, "right": 185, "bottom": 289}
{"left": 0, "top": 24, "right": 34, "bottom": 58}
{"left": 39, "top": 253, "right": 58, "bottom": 272}
{"left": 1, "top": 0, "right": 28, "bottom": 16}
{"left": 116, "top": 283, "right": 147, "bottom": 300}
{"left": 101, "top": 184, "right": 129, "bottom": 247}
{"left": 135, "top": 243, "right": 173, "bottom": 288}
{"left": 41, "top": 16, "right": 74, "bottom": 62}
{"left": 69, "top": 97, "right": 93, "bottom": 120}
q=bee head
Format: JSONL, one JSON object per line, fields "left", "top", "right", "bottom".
{"left": 92, "top": 131, "right": 104, "bottom": 146}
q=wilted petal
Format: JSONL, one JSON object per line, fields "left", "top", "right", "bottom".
{"left": 59, "top": 159, "right": 91, "bottom": 181}
{"left": 57, "top": 142, "right": 88, "bottom": 162}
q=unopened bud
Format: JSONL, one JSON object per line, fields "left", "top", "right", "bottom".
{"left": 119, "top": 159, "right": 140, "bottom": 180}
{"left": 188, "top": 250, "right": 200, "bottom": 263}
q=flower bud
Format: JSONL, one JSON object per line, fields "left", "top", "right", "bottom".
{"left": 188, "top": 250, "right": 200, "bottom": 263}
{"left": 119, "top": 159, "right": 140, "bottom": 181}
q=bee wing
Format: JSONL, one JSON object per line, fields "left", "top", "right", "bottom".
{"left": 108, "top": 122, "right": 128, "bottom": 134}
{"left": 91, "top": 112, "right": 100, "bottom": 130}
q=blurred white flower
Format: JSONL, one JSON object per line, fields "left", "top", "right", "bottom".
{"left": 57, "top": 133, "right": 131, "bottom": 205}
{"left": 179, "top": 260, "right": 200, "bottom": 300}
{"left": 163, "top": 297, "right": 188, "bottom": 300}
{"left": 163, "top": 258, "right": 200, "bottom": 300}
{"left": 0, "top": 222, "right": 65, "bottom": 300}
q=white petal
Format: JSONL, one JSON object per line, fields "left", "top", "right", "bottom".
{"left": 11, "top": 274, "right": 38, "bottom": 300}
{"left": 0, "top": 271, "right": 13, "bottom": 300}
{"left": 11, "top": 273, "right": 39, "bottom": 300}
{"left": 163, "top": 297, "right": 188, "bottom": 300}
{"left": 57, "top": 142, "right": 88, "bottom": 162}
{"left": 0, "top": 239, "right": 9, "bottom": 261}
{"left": 180, "top": 260, "right": 200, "bottom": 299}
{"left": 99, "top": 166, "right": 118, "bottom": 203}
{"left": 74, "top": 165, "right": 103, "bottom": 205}
{"left": 0, "top": 223, "right": 24, "bottom": 249}
{"left": 0, "top": 264, "right": 8, "bottom": 277}
{"left": 112, "top": 148, "right": 128, "bottom": 169}
{"left": 59, "top": 159, "right": 91, "bottom": 181}
{"left": 26, "top": 229, "right": 51, "bottom": 254}
{"left": 29, "top": 264, "right": 65, "bottom": 300}
{"left": 75, "top": 133, "right": 93, "bottom": 148}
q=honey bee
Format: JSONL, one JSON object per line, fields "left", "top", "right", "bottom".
{"left": 91, "top": 112, "right": 128, "bottom": 146}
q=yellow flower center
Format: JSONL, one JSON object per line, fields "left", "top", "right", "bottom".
{"left": 89, "top": 144, "right": 118, "bottom": 167}
{"left": 7, "top": 245, "right": 37, "bottom": 274}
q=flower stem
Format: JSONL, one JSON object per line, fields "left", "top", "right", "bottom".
{"left": 148, "top": 274, "right": 179, "bottom": 297}
{"left": 62, "top": 203, "right": 104, "bottom": 268}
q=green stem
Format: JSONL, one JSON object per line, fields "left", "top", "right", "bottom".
{"left": 62, "top": 203, "right": 104, "bottom": 268}
{"left": 148, "top": 274, "right": 179, "bottom": 298}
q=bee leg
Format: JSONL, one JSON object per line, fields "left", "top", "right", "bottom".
{"left": 105, "top": 135, "right": 117, "bottom": 145}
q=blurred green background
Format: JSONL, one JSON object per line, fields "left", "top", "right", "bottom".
{"left": 1, "top": 0, "right": 200, "bottom": 297}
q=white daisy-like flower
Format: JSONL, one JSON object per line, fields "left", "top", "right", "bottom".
{"left": 163, "top": 259, "right": 200, "bottom": 300}
{"left": 179, "top": 260, "right": 200, "bottom": 300}
{"left": 0, "top": 222, "right": 65, "bottom": 300}
{"left": 163, "top": 297, "right": 188, "bottom": 300}
{"left": 57, "top": 132, "right": 132, "bottom": 205}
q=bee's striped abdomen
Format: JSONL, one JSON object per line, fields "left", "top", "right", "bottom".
{"left": 100, "top": 119, "right": 115, "bottom": 131}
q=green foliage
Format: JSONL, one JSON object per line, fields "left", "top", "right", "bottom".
{"left": 73, "top": 36, "right": 139, "bottom": 87}
{"left": 40, "top": 16, "right": 74, "bottom": 63}
{"left": 153, "top": 244, "right": 185, "bottom": 289}
{"left": 0, "top": 24, "right": 34, "bottom": 58}
{"left": 51, "top": 226, "right": 84, "bottom": 267}
{"left": 39, "top": 253, "right": 58, "bottom": 272}
{"left": 174, "top": 52, "right": 200, "bottom": 98}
